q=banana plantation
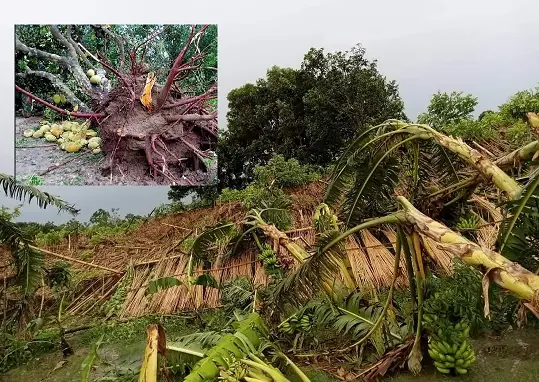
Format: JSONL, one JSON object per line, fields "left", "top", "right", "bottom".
{"left": 3, "top": 52, "right": 539, "bottom": 380}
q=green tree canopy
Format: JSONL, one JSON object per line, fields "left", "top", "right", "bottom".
{"left": 417, "top": 91, "right": 478, "bottom": 129}
{"left": 219, "top": 44, "right": 406, "bottom": 189}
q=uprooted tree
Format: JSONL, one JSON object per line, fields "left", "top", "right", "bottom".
{"left": 15, "top": 24, "right": 218, "bottom": 185}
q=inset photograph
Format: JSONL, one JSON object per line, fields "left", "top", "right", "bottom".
{"left": 15, "top": 24, "right": 217, "bottom": 186}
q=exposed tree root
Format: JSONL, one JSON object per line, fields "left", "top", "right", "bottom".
{"left": 16, "top": 24, "right": 217, "bottom": 185}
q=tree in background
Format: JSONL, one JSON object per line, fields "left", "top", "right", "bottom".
{"left": 417, "top": 86, "right": 539, "bottom": 144}
{"left": 417, "top": 91, "right": 478, "bottom": 129}
{"left": 219, "top": 44, "right": 406, "bottom": 189}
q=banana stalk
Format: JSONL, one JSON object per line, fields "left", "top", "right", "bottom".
{"left": 386, "top": 121, "right": 522, "bottom": 199}
{"left": 139, "top": 325, "right": 160, "bottom": 382}
{"left": 396, "top": 196, "right": 539, "bottom": 305}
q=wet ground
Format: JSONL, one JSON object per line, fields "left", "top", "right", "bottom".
{"left": 3, "top": 324, "right": 539, "bottom": 382}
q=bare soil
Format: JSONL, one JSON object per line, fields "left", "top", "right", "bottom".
{"left": 14, "top": 116, "right": 217, "bottom": 186}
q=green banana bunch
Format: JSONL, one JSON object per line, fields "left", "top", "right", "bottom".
{"left": 298, "top": 314, "right": 313, "bottom": 333}
{"left": 427, "top": 319, "right": 476, "bottom": 375}
{"left": 429, "top": 339, "right": 476, "bottom": 375}
{"left": 279, "top": 321, "right": 294, "bottom": 335}
{"left": 455, "top": 214, "right": 480, "bottom": 231}
{"left": 218, "top": 356, "right": 249, "bottom": 382}
{"left": 258, "top": 245, "right": 281, "bottom": 273}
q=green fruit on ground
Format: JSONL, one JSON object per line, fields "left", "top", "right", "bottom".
{"left": 85, "top": 129, "right": 97, "bottom": 137}
{"left": 88, "top": 137, "right": 102, "bottom": 145}
{"left": 90, "top": 75, "right": 101, "bottom": 84}
{"left": 88, "top": 141, "right": 100, "bottom": 150}
{"left": 57, "top": 138, "right": 64, "bottom": 144}
{"left": 456, "top": 367, "right": 468, "bottom": 374}
{"left": 92, "top": 148, "right": 101, "bottom": 154}
{"left": 87, "top": 69, "right": 95, "bottom": 77}
{"left": 65, "top": 142, "right": 82, "bottom": 153}
{"left": 40, "top": 120, "right": 48, "bottom": 125}
{"left": 32, "top": 130, "right": 44, "bottom": 138}
{"left": 60, "top": 143, "right": 66, "bottom": 150}
{"left": 23, "top": 129, "right": 34, "bottom": 138}
{"left": 45, "top": 134, "right": 57, "bottom": 142}
{"left": 41, "top": 125, "right": 51, "bottom": 132}
{"left": 53, "top": 94, "right": 61, "bottom": 104}
{"left": 51, "top": 127, "right": 63, "bottom": 138}
{"left": 80, "top": 139, "right": 88, "bottom": 145}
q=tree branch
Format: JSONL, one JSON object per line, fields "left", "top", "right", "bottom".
{"left": 49, "top": 25, "right": 77, "bottom": 59}
{"left": 16, "top": 69, "right": 91, "bottom": 112}
{"left": 15, "top": 35, "right": 68, "bottom": 66}
{"left": 155, "top": 25, "right": 209, "bottom": 112}
{"left": 17, "top": 31, "right": 92, "bottom": 94}
{"left": 16, "top": 85, "right": 105, "bottom": 119}
{"left": 94, "top": 25, "right": 126, "bottom": 70}
{"left": 66, "top": 25, "right": 92, "bottom": 67}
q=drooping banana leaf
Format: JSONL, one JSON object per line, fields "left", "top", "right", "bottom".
{"left": 173, "top": 313, "right": 269, "bottom": 382}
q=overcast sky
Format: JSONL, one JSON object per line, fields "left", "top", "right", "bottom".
{"left": 2, "top": 0, "right": 538, "bottom": 223}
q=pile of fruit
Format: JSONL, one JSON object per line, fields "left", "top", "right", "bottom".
{"left": 23, "top": 120, "right": 102, "bottom": 154}
{"left": 423, "top": 314, "right": 476, "bottom": 375}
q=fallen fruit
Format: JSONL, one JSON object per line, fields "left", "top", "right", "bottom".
{"left": 90, "top": 75, "right": 101, "bottom": 85}
{"left": 65, "top": 142, "right": 82, "bottom": 153}
{"left": 45, "top": 134, "right": 57, "bottom": 142}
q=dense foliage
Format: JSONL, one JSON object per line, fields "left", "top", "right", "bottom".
{"left": 219, "top": 44, "right": 406, "bottom": 189}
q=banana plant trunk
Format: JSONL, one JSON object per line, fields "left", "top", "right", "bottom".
{"left": 393, "top": 122, "right": 523, "bottom": 199}
{"left": 257, "top": 223, "right": 357, "bottom": 291}
{"left": 396, "top": 196, "right": 539, "bottom": 305}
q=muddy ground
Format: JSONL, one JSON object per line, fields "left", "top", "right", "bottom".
{"left": 3, "top": 323, "right": 539, "bottom": 382}
{"left": 15, "top": 116, "right": 218, "bottom": 186}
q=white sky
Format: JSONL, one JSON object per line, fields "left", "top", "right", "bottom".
{"left": 1, "top": 0, "right": 538, "bottom": 222}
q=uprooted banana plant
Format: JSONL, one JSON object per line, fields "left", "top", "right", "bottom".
{"left": 138, "top": 312, "right": 311, "bottom": 382}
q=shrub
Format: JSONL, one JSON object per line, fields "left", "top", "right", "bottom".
{"left": 506, "top": 120, "right": 534, "bottom": 147}
{"left": 499, "top": 85, "right": 539, "bottom": 119}
{"left": 252, "top": 155, "right": 320, "bottom": 189}
{"left": 219, "top": 184, "right": 291, "bottom": 210}
{"left": 35, "top": 229, "right": 66, "bottom": 246}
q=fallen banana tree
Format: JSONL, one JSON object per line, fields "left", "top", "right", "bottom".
{"left": 378, "top": 120, "right": 523, "bottom": 198}
{"left": 318, "top": 196, "right": 539, "bottom": 306}
{"left": 137, "top": 312, "right": 310, "bottom": 382}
